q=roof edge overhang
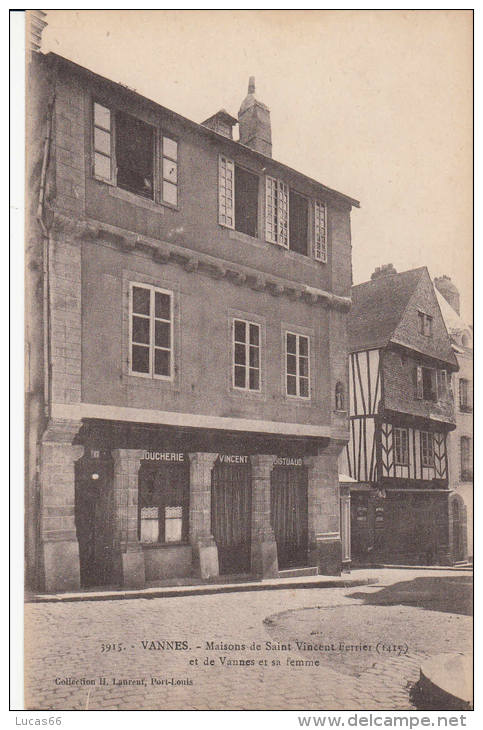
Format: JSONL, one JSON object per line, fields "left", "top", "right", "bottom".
{"left": 44, "top": 51, "right": 360, "bottom": 209}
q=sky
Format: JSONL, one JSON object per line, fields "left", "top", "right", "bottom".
{"left": 40, "top": 9, "right": 473, "bottom": 322}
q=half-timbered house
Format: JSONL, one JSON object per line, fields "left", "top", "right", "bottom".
{"left": 339, "top": 265, "right": 461, "bottom": 565}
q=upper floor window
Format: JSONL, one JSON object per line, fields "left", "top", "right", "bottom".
{"left": 459, "top": 378, "right": 472, "bottom": 412}
{"left": 394, "top": 427, "right": 409, "bottom": 465}
{"left": 436, "top": 369, "right": 450, "bottom": 401}
{"left": 129, "top": 282, "right": 173, "bottom": 379}
{"left": 93, "top": 101, "right": 178, "bottom": 206}
{"left": 420, "top": 431, "right": 434, "bottom": 467}
{"left": 460, "top": 436, "right": 472, "bottom": 481}
{"left": 285, "top": 332, "right": 310, "bottom": 398}
{"left": 233, "top": 319, "right": 261, "bottom": 391}
{"left": 218, "top": 156, "right": 258, "bottom": 237}
{"left": 416, "top": 365, "right": 437, "bottom": 401}
{"left": 418, "top": 311, "right": 433, "bottom": 337}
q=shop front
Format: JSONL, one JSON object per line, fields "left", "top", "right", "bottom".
{"left": 41, "top": 419, "right": 344, "bottom": 592}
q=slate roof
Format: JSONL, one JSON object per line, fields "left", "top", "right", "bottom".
{"left": 349, "top": 267, "right": 426, "bottom": 352}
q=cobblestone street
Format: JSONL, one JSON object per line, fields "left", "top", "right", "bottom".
{"left": 24, "top": 569, "right": 472, "bottom": 711}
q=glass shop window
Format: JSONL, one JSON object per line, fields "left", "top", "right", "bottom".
{"left": 138, "top": 464, "right": 189, "bottom": 544}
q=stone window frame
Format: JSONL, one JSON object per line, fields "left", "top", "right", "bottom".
{"left": 122, "top": 268, "right": 181, "bottom": 392}
{"left": 128, "top": 281, "right": 174, "bottom": 381}
{"left": 91, "top": 97, "right": 180, "bottom": 210}
{"left": 227, "top": 308, "right": 267, "bottom": 401}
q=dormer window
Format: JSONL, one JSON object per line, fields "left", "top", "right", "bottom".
{"left": 418, "top": 311, "right": 433, "bottom": 337}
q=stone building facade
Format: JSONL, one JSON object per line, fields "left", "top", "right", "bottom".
{"left": 26, "top": 45, "right": 359, "bottom": 592}
{"left": 340, "top": 265, "right": 463, "bottom": 566}
{"left": 434, "top": 277, "right": 473, "bottom": 561}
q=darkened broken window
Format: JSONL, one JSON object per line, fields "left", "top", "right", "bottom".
{"left": 115, "top": 111, "right": 154, "bottom": 199}
{"left": 234, "top": 166, "right": 259, "bottom": 238}
{"left": 289, "top": 190, "right": 308, "bottom": 255}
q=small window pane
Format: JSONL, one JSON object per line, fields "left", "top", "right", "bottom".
{"left": 287, "top": 375, "right": 297, "bottom": 395}
{"left": 234, "top": 320, "right": 246, "bottom": 343}
{"left": 163, "top": 137, "right": 178, "bottom": 160}
{"left": 94, "top": 152, "right": 111, "bottom": 180}
{"left": 133, "top": 286, "right": 151, "bottom": 316}
{"left": 300, "top": 378, "right": 309, "bottom": 398}
{"left": 235, "top": 343, "right": 246, "bottom": 365}
{"left": 140, "top": 507, "right": 159, "bottom": 543}
{"left": 94, "top": 102, "right": 111, "bottom": 130}
{"left": 94, "top": 127, "right": 111, "bottom": 155}
{"left": 155, "top": 320, "right": 170, "bottom": 348}
{"left": 299, "top": 336, "right": 309, "bottom": 356}
{"left": 163, "top": 181, "right": 178, "bottom": 206}
{"left": 234, "top": 365, "right": 245, "bottom": 388}
{"left": 249, "top": 324, "right": 259, "bottom": 346}
{"left": 163, "top": 158, "right": 177, "bottom": 183}
{"left": 132, "top": 315, "right": 150, "bottom": 345}
{"left": 155, "top": 292, "right": 170, "bottom": 319}
{"left": 132, "top": 345, "right": 149, "bottom": 373}
{"left": 286, "top": 333, "right": 297, "bottom": 354}
{"left": 299, "top": 357, "right": 309, "bottom": 377}
{"left": 154, "top": 348, "right": 170, "bottom": 377}
{"left": 249, "top": 346, "right": 259, "bottom": 368}
{"left": 249, "top": 369, "right": 259, "bottom": 390}
{"left": 287, "top": 354, "right": 297, "bottom": 375}
{"left": 165, "top": 506, "right": 183, "bottom": 543}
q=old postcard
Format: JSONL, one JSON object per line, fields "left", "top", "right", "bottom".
{"left": 22, "top": 9, "right": 473, "bottom": 714}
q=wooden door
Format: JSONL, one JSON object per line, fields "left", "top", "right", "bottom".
{"left": 211, "top": 462, "right": 252, "bottom": 574}
{"left": 270, "top": 466, "right": 308, "bottom": 569}
{"left": 75, "top": 456, "right": 115, "bottom": 588}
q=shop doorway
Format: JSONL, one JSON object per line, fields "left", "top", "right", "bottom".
{"left": 452, "top": 499, "right": 465, "bottom": 563}
{"left": 350, "top": 494, "right": 385, "bottom": 564}
{"left": 74, "top": 454, "right": 115, "bottom": 588}
{"left": 211, "top": 460, "right": 252, "bottom": 574}
{"left": 270, "top": 466, "right": 308, "bottom": 569}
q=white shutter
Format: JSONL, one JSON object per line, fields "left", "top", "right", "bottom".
{"left": 266, "top": 176, "right": 289, "bottom": 248}
{"left": 219, "top": 156, "right": 235, "bottom": 228}
{"left": 314, "top": 201, "right": 327, "bottom": 262}
{"left": 278, "top": 181, "right": 289, "bottom": 248}
{"left": 265, "top": 176, "right": 277, "bottom": 243}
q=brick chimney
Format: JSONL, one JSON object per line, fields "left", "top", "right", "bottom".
{"left": 370, "top": 263, "right": 398, "bottom": 280}
{"left": 434, "top": 275, "right": 460, "bottom": 315}
{"left": 238, "top": 77, "right": 272, "bottom": 157}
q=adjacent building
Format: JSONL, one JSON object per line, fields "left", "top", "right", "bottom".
{"left": 26, "top": 39, "right": 359, "bottom": 592}
{"left": 339, "top": 264, "right": 464, "bottom": 566}
{"left": 434, "top": 276, "right": 473, "bottom": 562}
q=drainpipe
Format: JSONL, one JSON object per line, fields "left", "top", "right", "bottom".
{"left": 36, "top": 96, "right": 55, "bottom": 419}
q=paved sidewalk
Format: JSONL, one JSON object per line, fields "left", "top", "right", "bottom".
{"left": 27, "top": 565, "right": 472, "bottom": 604}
